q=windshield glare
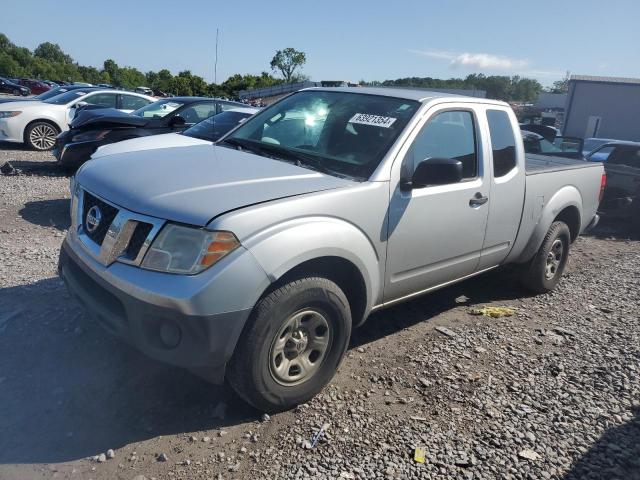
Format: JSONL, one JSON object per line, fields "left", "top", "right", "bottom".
{"left": 134, "top": 100, "right": 185, "bottom": 118}
{"left": 224, "top": 91, "right": 420, "bottom": 180}
{"left": 184, "top": 111, "right": 251, "bottom": 142}
{"left": 44, "top": 90, "right": 90, "bottom": 105}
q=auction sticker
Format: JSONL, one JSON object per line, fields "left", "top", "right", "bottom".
{"left": 349, "top": 113, "right": 397, "bottom": 128}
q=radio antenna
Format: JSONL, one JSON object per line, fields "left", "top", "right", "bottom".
{"left": 213, "top": 27, "right": 219, "bottom": 147}
{"left": 214, "top": 28, "right": 219, "bottom": 85}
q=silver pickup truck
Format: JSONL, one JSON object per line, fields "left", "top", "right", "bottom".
{"left": 59, "top": 87, "right": 605, "bottom": 411}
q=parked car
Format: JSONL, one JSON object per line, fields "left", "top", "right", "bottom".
{"left": 582, "top": 137, "right": 620, "bottom": 158}
{"left": 0, "top": 84, "right": 103, "bottom": 105}
{"left": 134, "top": 86, "right": 153, "bottom": 95}
{"left": 521, "top": 130, "right": 584, "bottom": 159}
{"left": 518, "top": 123, "right": 559, "bottom": 142}
{"left": 152, "top": 89, "right": 171, "bottom": 97}
{"left": 0, "top": 89, "right": 154, "bottom": 150}
{"left": 18, "top": 79, "right": 51, "bottom": 95}
{"left": 587, "top": 141, "right": 640, "bottom": 222}
{"left": 59, "top": 87, "right": 604, "bottom": 412}
{"left": 54, "top": 98, "right": 250, "bottom": 167}
{"left": 87, "top": 107, "right": 259, "bottom": 159}
{"left": 0, "top": 76, "right": 30, "bottom": 96}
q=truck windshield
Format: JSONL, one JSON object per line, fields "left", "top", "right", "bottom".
{"left": 221, "top": 90, "right": 420, "bottom": 180}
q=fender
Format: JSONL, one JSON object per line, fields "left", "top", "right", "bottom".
{"left": 242, "top": 216, "right": 382, "bottom": 316}
{"left": 26, "top": 114, "right": 65, "bottom": 134}
{"left": 514, "top": 185, "right": 583, "bottom": 264}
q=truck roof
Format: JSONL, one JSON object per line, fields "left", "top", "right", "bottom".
{"left": 303, "top": 86, "right": 508, "bottom": 105}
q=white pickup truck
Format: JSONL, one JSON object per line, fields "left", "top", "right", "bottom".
{"left": 59, "top": 87, "right": 605, "bottom": 411}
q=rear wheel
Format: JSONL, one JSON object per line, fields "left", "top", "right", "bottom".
{"left": 25, "top": 121, "right": 59, "bottom": 151}
{"left": 521, "top": 221, "right": 571, "bottom": 293}
{"left": 227, "top": 277, "right": 351, "bottom": 412}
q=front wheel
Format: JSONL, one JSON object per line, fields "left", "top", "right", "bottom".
{"left": 227, "top": 277, "right": 352, "bottom": 412}
{"left": 521, "top": 221, "right": 571, "bottom": 293}
{"left": 25, "top": 121, "right": 59, "bottom": 151}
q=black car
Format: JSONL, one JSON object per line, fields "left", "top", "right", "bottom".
{"left": 0, "top": 76, "right": 30, "bottom": 96}
{"left": 54, "top": 97, "right": 247, "bottom": 168}
{"left": 521, "top": 130, "right": 585, "bottom": 160}
{"left": 587, "top": 141, "right": 640, "bottom": 223}
{"left": 0, "top": 84, "right": 98, "bottom": 104}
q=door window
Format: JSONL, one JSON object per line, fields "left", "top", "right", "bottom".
{"left": 608, "top": 147, "right": 640, "bottom": 167}
{"left": 408, "top": 110, "right": 478, "bottom": 180}
{"left": 176, "top": 103, "right": 217, "bottom": 124}
{"left": 487, "top": 109, "right": 517, "bottom": 177}
{"left": 83, "top": 93, "right": 117, "bottom": 108}
{"left": 121, "top": 94, "right": 152, "bottom": 110}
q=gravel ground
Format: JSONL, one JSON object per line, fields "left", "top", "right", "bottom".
{"left": 0, "top": 146, "right": 638, "bottom": 480}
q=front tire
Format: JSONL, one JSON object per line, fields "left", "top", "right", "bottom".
{"left": 227, "top": 277, "right": 351, "bottom": 412}
{"left": 521, "top": 221, "right": 571, "bottom": 293}
{"left": 25, "top": 121, "right": 59, "bottom": 151}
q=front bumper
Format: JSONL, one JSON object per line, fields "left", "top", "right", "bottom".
{"left": 53, "top": 133, "right": 98, "bottom": 167}
{"left": 59, "top": 237, "right": 264, "bottom": 383}
{"left": 0, "top": 117, "right": 25, "bottom": 143}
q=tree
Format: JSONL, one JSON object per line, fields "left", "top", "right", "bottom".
{"left": 103, "top": 59, "right": 121, "bottom": 86}
{"left": 270, "top": 48, "right": 306, "bottom": 83}
{"left": 549, "top": 72, "right": 570, "bottom": 94}
{"left": 34, "top": 42, "right": 73, "bottom": 64}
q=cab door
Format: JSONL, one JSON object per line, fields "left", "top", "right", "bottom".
{"left": 477, "top": 107, "right": 526, "bottom": 270}
{"left": 384, "top": 106, "right": 490, "bottom": 303}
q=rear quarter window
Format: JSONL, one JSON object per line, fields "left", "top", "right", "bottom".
{"left": 487, "top": 110, "right": 517, "bottom": 177}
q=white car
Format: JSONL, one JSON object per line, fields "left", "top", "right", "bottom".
{"left": 92, "top": 107, "right": 258, "bottom": 159}
{"left": 0, "top": 89, "right": 155, "bottom": 150}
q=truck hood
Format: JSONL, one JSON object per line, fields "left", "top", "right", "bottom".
{"left": 92, "top": 133, "right": 210, "bottom": 158}
{"left": 76, "top": 144, "right": 355, "bottom": 226}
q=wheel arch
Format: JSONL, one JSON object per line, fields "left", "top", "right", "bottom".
{"left": 244, "top": 217, "right": 382, "bottom": 326}
{"left": 514, "top": 185, "right": 583, "bottom": 264}
{"left": 23, "top": 118, "right": 63, "bottom": 143}
{"left": 264, "top": 255, "right": 369, "bottom": 327}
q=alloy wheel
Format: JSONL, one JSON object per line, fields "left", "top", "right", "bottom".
{"left": 29, "top": 124, "right": 57, "bottom": 150}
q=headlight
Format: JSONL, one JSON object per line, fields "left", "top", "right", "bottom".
{"left": 71, "top": 130, "right": 110, "bottom": 142}
{"left": 0, "top": 111, "right": 21, "bottom": 118}
{"left": 141, "top": 224, "right": 240, "bottom": 274}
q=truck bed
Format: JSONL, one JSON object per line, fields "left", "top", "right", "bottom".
{"left": 525, "top": 154, "right": 600, "bottom": 175}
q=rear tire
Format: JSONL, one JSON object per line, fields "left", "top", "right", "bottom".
{"left": 227, "top": 277, "right": 351, "bottom": 412}
{"left": 25, "top": 121, "right": 59, "bottom": 151}
{"left": 521, "top": 221, "right": 571, "bottom": 293}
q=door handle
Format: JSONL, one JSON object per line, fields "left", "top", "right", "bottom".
{"left": 469, "top": 192, "right": 488, "bottom": 207}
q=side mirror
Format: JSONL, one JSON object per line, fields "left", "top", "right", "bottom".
{"left": 73, "top": 101, "right": 88, "bottom": 109}
{"left": 404, "top": 157, "right": 463, "bottom": 189}
{"left": 169, "top": 115, "right": 186, "bottom": 128}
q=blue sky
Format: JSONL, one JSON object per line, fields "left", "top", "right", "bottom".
{"left": 3, "top": 0, "right": 639, "bottom": 87}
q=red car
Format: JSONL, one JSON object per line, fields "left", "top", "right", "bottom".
{"left": 18, "top": 79, "right": 51, "bottom": 95}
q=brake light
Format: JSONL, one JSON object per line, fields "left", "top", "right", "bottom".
{"left": 599, "top": 173, "right": 606, "bottom": 203}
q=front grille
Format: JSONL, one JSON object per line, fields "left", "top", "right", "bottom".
{"left": 82, "top": 191, "right": 118, "bottom": 245}
{"left": 125, "top": 222, "right": 153, "bottom": 260}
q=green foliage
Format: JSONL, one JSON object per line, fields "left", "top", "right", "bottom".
{"left": 373, "top": 73, "right": 543, "bottom": 102}
{"left": 34, "top": 42, "right": 73, "bottom": 64}
{"left": 0, "top": 32, "right": 285, "bottom": 98}
{"left": 270, "top": 48, "right": 306, "bottom": 82}
{"left": 0, "top": 32, "right": 547, "bottom": 103}
{"left": 547, "top": 73, "right": 570, "bottom": 94}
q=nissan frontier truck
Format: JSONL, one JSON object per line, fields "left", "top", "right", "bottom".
{"left": 59, "top": 87, "right": 605, "bottom": 411}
